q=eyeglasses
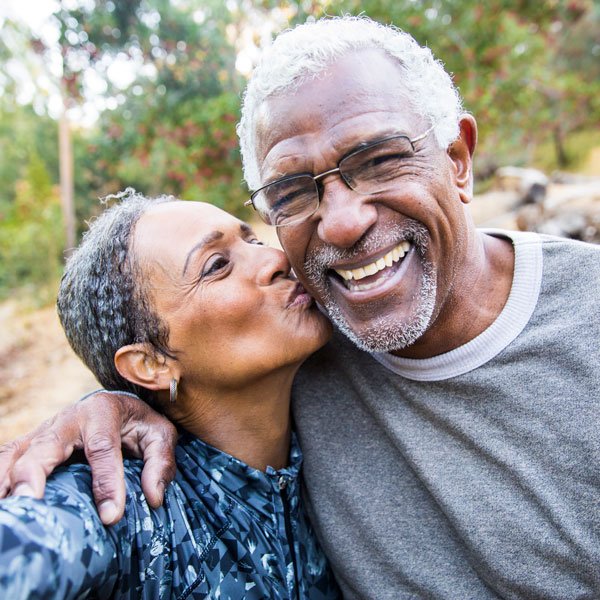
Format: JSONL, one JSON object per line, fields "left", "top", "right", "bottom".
{"left": 245, "top": 124, "right": 436, "bottom": 227}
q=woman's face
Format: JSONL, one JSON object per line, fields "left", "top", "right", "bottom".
{"left": 133, "top": 201, "right": 331, "bottom": 390}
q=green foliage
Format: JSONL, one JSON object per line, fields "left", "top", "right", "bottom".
{"left": 318, "top": 0, "right": 600, "bottom": 173}
{"left": 0, "top": 153, "right": 64, "bottom": 302}
{"left": 532, "top": 127, "right": 600, "bottom": 174}
{"left": 88, "top": 91, "right": 245, "bottom": 214}
{"left": 1, "top": 0, "right": 600, "bottom": 300}
{"left": 0, "top": 105, "right": 59, "bottom": 207}
{"left": 55, "top": 0, "right": 247, "bottom": 219}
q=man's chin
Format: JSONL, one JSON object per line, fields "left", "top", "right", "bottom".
{"left": 321, "top": 269, "right": 437, "bottom": 353}
{"left": 323, "top": 302, "right": 434, "bottom": 353}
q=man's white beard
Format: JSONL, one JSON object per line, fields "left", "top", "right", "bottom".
{"left": 323, "top": 268, "right": 436, "bottom": 352}
{"left": 303, "top": 220, "right": 436, "bottom": 353}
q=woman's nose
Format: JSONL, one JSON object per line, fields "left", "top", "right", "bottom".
{"left": 254, "top": 245, "right": 291, "bottom": 285}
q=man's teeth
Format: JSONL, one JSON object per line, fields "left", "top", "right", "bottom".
{"left": 335, "top": 241, "right": 411, "bottom": 282}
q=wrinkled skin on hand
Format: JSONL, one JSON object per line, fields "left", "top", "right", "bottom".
{"left": 0, "top": 392, "right": 178, "bottom": 525}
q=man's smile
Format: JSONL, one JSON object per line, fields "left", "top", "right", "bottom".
{"left": 332, "top": 240, "right": 412, "bottom": 292}
{"left": 325, "top": 241, "right": 419, "bottom": 304}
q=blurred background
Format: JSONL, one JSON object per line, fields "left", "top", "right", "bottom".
{"left": 1, "top": 0, "right": 599, "bottom": 441}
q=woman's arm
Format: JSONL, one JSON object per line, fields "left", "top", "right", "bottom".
{"left": 0, "top": 392, "right": 178, "bottom": 525}
{"left": 0, "top": 465, "right": 120, "bottom": 598}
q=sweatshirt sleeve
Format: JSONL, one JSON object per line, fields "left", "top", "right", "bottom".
{"left": 0, "top": 465, "right": 120, "bottom": 599}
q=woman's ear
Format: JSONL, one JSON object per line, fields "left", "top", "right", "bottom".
{"left": 447, "top": 114, "right": 477, "bottom": 204}
{"left": 114, "top": 344, "right": 178, "bottom": 392}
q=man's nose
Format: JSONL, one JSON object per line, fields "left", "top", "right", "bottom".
{"left": 316, "top": 175, "right": 377, "bottom": 248}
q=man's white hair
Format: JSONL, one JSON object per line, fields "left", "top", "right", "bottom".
{"left": 238, "top": 15, "right": 464, "bottom": 190}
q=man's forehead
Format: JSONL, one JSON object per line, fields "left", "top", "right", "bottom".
{"left": 256, "top": 50, "right": 408, "bottom": 121}
{"left": 253, "top": 50, "right": 419, "bottom": 172}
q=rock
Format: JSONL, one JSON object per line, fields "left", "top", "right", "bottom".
{"left": 495, "top": 166, "right": 549, "bottom": 206}
{"left": 537, "top": 212, "right": 588, "bottom": 240}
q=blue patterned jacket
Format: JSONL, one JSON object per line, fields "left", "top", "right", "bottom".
{"left": 0, "top": 432, "right": 340, "bottom": 599}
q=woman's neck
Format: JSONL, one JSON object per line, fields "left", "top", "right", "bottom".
{"left": 168, "top": 367, "right": 297, "bottom": 471}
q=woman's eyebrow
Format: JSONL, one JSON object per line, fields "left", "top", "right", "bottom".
{"left": 239, "top": 222, "right": 254, "bottom": 236}
{"left": 182, "top": 231, "right": 224, "bottom": 276}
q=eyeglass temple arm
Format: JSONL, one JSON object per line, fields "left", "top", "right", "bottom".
{"left": 411, "top": 123, "right": 436, "bottom": 144}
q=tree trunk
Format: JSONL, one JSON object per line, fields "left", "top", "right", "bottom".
{"left": 553, "top": 125, "right": 569, "bottom": 168}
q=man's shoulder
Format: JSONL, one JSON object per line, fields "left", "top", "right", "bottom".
{"left": 482, "top": 228, "right": 600, "bottom": 259}
{"left": 296, "top": 328, "right": 372, "bottom": 390}
{"left": 482, "top": 228, "right": 600, "bottom": 287}
{"left": 536, "top": 232, "right": 600, "bottom": 265}
{"left": 529, "top": 232, "right": 600, "bottom": 293}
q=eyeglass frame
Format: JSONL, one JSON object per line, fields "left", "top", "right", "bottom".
{"left": 244, "top": 123, "right": 437, "bottom": 227}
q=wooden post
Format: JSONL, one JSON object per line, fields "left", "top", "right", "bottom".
{"left": 59, "top": 78, "right": 76, "bottom": 257}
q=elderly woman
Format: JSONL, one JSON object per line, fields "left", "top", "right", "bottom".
{"left": 0, "top": 192, "right": 339, "bottom": 599}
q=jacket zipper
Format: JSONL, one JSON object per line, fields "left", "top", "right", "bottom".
{"left": 279, "top": 476, "right": 300, "bottom": 600}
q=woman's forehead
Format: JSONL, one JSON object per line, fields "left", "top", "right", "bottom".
{"left": 147, "top": 199, "right": 229, "bottom": 221}
{"left": 133, "top": 202, "right": 232, "bottom": 264}
{"left": 139, "top": 201, "right": 240, "bottom": 237}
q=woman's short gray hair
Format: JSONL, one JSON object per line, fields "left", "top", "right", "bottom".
{"left": 57, "top": 190, "right": 174, "bottom": 404}
{"left": 237, "top": 15, "right": 463, "bottom": 190}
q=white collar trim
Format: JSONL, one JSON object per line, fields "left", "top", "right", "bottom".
{"left": 370, "top": 230, "right": 543, "bottom": 381}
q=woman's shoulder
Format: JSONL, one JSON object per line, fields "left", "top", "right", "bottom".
{"left": 42, "top": 457, "right": 208, "bottom": 597}
{"left": 42, "top": 447, "right": 225, "bottom": 525}
{"left": 44, "top": 460, "right": 145, "bottom": 506}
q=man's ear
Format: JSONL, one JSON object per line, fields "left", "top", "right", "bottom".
{"left": 447, "top": 114, "right": 477, "bottom": 204}
{"left": 114, "top": 344, "right": 177, "bottom": 392}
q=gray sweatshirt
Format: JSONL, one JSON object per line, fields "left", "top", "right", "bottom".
{"left": 293, "top": 231, "right": 600, "bottom": 599}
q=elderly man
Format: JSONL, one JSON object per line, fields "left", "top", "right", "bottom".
{"left": 2, "top": 16, "right": 599, "bottom": 599}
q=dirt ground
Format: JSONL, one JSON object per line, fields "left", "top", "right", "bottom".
{"left": 1, "top": 175, "right": 599, "bottom": 444}
{"left": 0, "top": 301, "right": 98, "bottom": 443}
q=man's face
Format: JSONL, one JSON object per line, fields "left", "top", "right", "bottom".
{"left": 253, "top": 49, "right": 475, "bottom": 354}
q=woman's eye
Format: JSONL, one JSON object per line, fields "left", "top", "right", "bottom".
{"left": 249, "top": 238, "right": 265, "bottom": 246}
{"left": 202, "top": 256, "right": 229, "bottom": 277}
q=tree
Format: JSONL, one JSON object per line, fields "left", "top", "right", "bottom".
{"left": 0, "top": 148, "right": 64, "bottom": 301}
{"left": 0, "top": 1, "right": 249, "bottom": 298}
{"left": 50, "top": 0, "right": 248, "bottom": 217}
{"left": 281, "top": 0, "right": 600, "bottom": 173}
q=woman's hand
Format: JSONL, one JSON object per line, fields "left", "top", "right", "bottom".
{"left": 0, "top": 392, "right": 178, "bottom": 525}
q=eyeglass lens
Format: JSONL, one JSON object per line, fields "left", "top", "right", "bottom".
{"left": 255, "top": 135, "right": 416, "bottom": 226}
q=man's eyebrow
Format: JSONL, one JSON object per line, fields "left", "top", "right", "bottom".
{"left": 345, "top": 131, "right": 405, "bottom": 154}
{"left": 182, "top": 230, "right": 224, "bottom": 276}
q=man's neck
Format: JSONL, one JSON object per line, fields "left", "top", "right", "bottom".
{"left": 392, "top": 231, "right": 515, "bottom": 359}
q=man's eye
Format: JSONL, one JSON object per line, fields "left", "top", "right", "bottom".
{"left": 202, "top": 256, "right": 229, "bottom": 277}
{"left": 274, "top": 211, "right": 294, "bottom": 226}
{"left": 349, "top": 151, "right": 413, "bottom": 183}
{"left": 270, "top": 187, "right": 307, "bottom": 211}
{"left": 362, "top": 151, "right": 411, "bottom": 169}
